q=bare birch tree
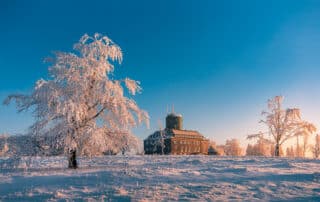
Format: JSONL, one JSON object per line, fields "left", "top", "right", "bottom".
{"left": 249, "top": 96, "right": 316, "bottom": 157}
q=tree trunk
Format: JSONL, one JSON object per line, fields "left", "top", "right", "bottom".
{"left": 274, "top": 143, "right": 280, "bottom": 157}
{"left": 68, "top": 149, "right": 78, "bottom": 169}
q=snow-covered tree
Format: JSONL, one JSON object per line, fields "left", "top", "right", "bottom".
{"left": 313, "top": 134, "right": 320, "bottom": 158}
{"left": 159, "top": 130, "right": 165, "bottom": 155}
{"left": 302, "top": 132, "right": 310, "bottom": 157}
{"left": 4, "top": 33, "right": 149, "bottom": 158}
{"left": 246, "top": 142, "right": 269, "bottom": 156}
{"left": 144, "top": 129, "right": 168, "bottom": 155}
{"left": 246, "top": 144, "right": 253, "bottom": 156}
{"left": 294, "top": 135, "right": 304, "bottom": 158}
{"left": 246, "top": 133, "right": 273, "bottom": 156}
{"left": 224, "top": 139, "right": 243, "bottom": 156}
{"left": 286, "top": 146, "right": 295, "bottom": 157}
{"left": 249, "top": 96, "right": 316, "bottom": 156}
{"left": 270, "top": 144, "right": 284, "bottom": 157}
{"left": 208, "top": 140, "right": 223, "bottom": 155}
{"left": 215, "top": 145, "right": 226, "bottom": 156}
{"left": 293, "top": 129, "right": 311, "bottom": 158}
{"left": 0, "top": 134, "right": 9, "bottom": 156}
{"left": 158, "top": 121, "right": 165, "bottom": 155}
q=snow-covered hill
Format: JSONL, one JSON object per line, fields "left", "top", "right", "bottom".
{"left": 1, "top": 156, "right": 320, "bottom": 201}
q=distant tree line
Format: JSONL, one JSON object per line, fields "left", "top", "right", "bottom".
{"left": 207, "top": 96, "right": 320, "bottom": 159}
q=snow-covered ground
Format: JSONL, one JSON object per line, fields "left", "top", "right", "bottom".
{"left": 0, "top": 156, "right": 320, "bottom": 201}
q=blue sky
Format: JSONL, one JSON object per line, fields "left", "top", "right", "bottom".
{"left": 1, "top": 0, "right": 320, "bottom": 144}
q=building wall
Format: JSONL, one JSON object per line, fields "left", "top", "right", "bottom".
{"left": 143, "top": 130, "right": 209, "bottom": 155}
{"left": 170, "top": 138, "right": 208, "bottom": 155}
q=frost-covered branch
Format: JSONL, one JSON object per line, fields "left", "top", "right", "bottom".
{"left": 4, "top": 33, "right": 149, "bottom": 156}
{"left": 250, "top": 96, "right": 316, "bottom": 157}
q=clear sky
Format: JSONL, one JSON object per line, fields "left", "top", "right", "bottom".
{"left": 1, "top": 0, "right": 320, "bottom": 145}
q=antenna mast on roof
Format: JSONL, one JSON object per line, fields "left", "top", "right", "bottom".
{"left": 172, "top": 104, "right": 174, "bottom": 113}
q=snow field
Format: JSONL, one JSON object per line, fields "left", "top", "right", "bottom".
{"left": 0, "top": 155, "right": 320, "bottom": 201}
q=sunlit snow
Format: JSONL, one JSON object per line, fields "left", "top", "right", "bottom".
{"left": 1, "top": 156, "right": 320, "bottom": 201}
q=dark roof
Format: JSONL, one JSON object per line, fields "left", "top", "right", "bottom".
{"left": 144, "top": 129, "right": 208, "bottom": 141}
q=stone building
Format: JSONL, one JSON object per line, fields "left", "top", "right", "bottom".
{"left": 144, "top": 113, "right": 209, "bottom": 155}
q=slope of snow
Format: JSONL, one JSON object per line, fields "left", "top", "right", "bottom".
{"left": 1, "top": 156, "right": 320, "bottom": 201}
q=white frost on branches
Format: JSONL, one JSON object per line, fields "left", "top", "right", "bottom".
{"left": 0, "top": 134, "right": 9, "bottom": 156}
{"left": 313, "top": 134, "right": 320, "bottom": 158}
{"left": 124, "top": 78, "right": 141, "bottom": 96}
{"left": 224, "top": 139, "right": 243, "bottom": 156}
{"left": 4, "top": 33, "right": 149, "bottom": 156}
{"left": 249, "top": 96, "right": 316, "bottom": 157}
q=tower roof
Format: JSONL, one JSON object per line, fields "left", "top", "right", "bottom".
{"left": 167, "top": 112, "right": 182, "bottom": 117}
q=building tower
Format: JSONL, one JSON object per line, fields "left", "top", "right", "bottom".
{"left": 165, "top": 113, "right": 183, "bottom": 130}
